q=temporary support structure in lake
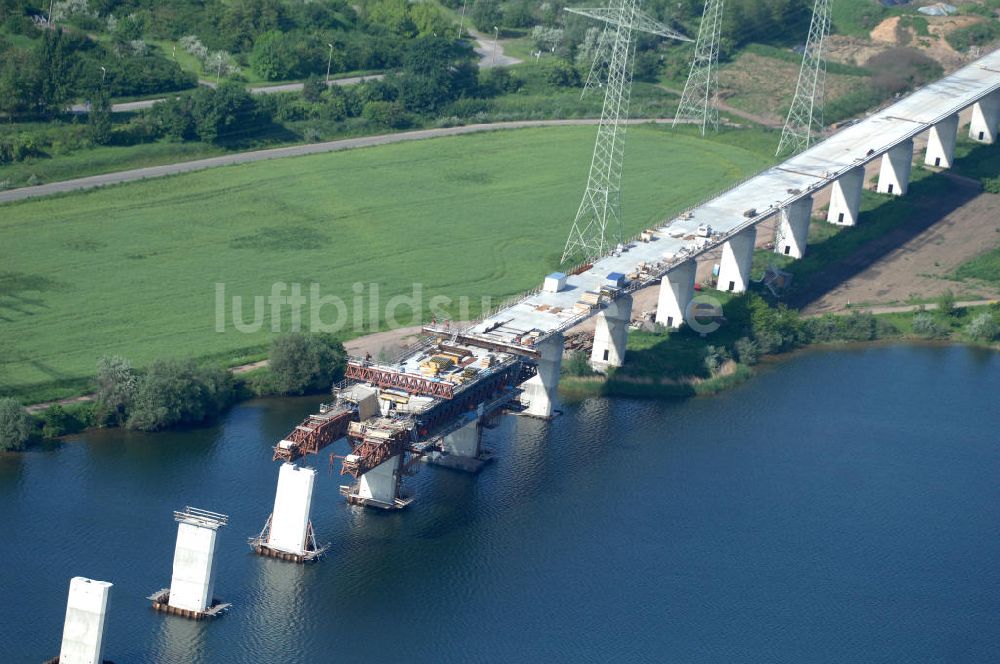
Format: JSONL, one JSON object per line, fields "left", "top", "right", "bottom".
{"left": 148, "top": 507, "right": 230, "bottom": 620}
{"left": 250, "top": 463, "right": 326, "bottom": 563}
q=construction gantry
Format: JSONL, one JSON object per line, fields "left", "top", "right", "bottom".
{"left": 560, "top": 0, "right": 690, "bottom": 265}
{"left": 776, "top": 0, "right": 832, "bottom": 156}
{"left": 673, "top": 0, "right": 724, "bottom": 135}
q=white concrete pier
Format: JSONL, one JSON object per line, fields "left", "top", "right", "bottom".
{"left": 775, "top": 196, "right": 812, "bottom": 258}
{"left": 827, "top": 165, "right": 864, "bottom": 226}
{"left": 168, "top": 508, "right": 227, "bottom": 614}
{"left": 357, "top": 454, "right": 402, "bottom": 506}
{"left": 969, "top": 91, "right": 1000, "bottom": 143}
{"left": 591, "top": 294, "right": 632, "bottom": 369}
{"left": 717, "top": 227, "right": 756, "bottom": 293}
{"left": 266, "top": 463, "right": 316, "bottom": 557}
{"left": 442, "top": 416, "right": 482, "bottom": 458}
{"left": 925, "top": 113, "right": 959, "bottom": 168}
{"left": 58, "top": 577, "right": 112, "bottom": 664}
{"left": 520, "top": 332, "right": 564, "bottom": 418}
{"left": 656, "top": 260, "right": 696, "bottom": 328}
{"left": 876, "top": 139, "right": 913, "bottom": 196}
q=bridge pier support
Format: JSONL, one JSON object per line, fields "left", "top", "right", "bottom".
{"left": 717, "top": 227, "right": 756, "bottom": 293}
{"left": 591, "top": 294, "right": 632, "bottom": 370}
{"left": 257, "top": 463, "right": 317, "bottom": 560}
{"left": 877, "top": 139, "right": 913, "bottom": 196}
{"left": 775, "top": 196, "right": 812, "bottom": 258}
{"left": 969, "top": 92, "right": 1000, "bottom": 144}
{"left": 656, "top": 260, "right": 695, "bottom": 328}
{"left": 431, "top": 414, "right": 493, "bottom": 472}
{"left": 925, "top": 113, "right": 959, "bottom": 168}
{"left": 356, "top": 454, "right": 404, "bottom": 508}
{"left": 59, "top": 577, "right": 112, "bottom": 664}
{"left": 826, "top": 166, "right": 864, "bottom": 226}
{"left": 520, "top": 332, "right": 564, "bottom": 419}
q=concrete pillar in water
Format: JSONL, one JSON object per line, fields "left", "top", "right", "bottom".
{"left": 717, "top": 226, "right": 756, "bottom": 293}
{"left": 357, "top": 454, "right": 402, "bottom": 506}
{"left": 520, "top": 332, "right": 564, "bottom": 419}
{"left": 266, "top": 463, "right": 316, "bottom": 557}
{"left": 656, "top": 260, "right": 695, "bottom": 328}
{"left": 591, "top": 294, "right": 632, "bottom": 369}
{"left": 969, "top": 92, "right": 1000, "bottom": 144}
{"left": 442, "top": 416, "right": 482, "bottom": 458}
{"left": 877, "top": 139, "right": 913, "bottom": 196}
{"left": 168, "top": 508, "right": 226, "bottom": 614}
{"left": 59, "top": 577, "right": 112, "bottom": 664}
{"left": 775, "top": 196, "right": 812, "bottom": 259}
{"left": 925, "top": 113, "right": 959, "bottom": 168}
{"left": 826, "top": 166, "right": 864, "bottom": 227}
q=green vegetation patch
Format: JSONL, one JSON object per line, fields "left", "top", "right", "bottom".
{"left": 0, "top": 125, "right": 771, "bottom": 402}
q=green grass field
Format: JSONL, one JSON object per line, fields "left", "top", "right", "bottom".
{"left": 0, "top": 124, "right": 773, "bottom": 402}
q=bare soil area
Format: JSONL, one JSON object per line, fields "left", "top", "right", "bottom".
{"left": 798, "top": 174, "right": 1000, "bottom": 314}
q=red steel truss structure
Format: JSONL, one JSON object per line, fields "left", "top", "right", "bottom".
{"left": 339, "top": 419, "right": 413, "bottom": 478}
{"left": 272, "top": 408, "right": 354, "bottom": 462}
{"left": 345, "top": 362, "right": 455, "bottom": 399}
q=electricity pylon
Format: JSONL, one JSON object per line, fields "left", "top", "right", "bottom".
{"left": 776, "top": 0, "right": 832, "bottom": 157}
{"left": 561, "top": 2, "right": 690, "bottom": 264}
{"left": 673, "top": 0, "right": 724, "bottom": 135}
{"left": 581, "top": 28, "right": 610, "bottom": 98}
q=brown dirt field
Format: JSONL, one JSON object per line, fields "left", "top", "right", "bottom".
{"left": 797, "top": 173, "right": 1000, "bottom": 314}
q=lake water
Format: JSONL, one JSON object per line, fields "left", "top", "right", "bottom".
{"left": 2, "top": 344, "right": 999, "bottom": 663}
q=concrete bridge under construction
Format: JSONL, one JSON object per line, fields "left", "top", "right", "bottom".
{"left": 252, "top": 49, "right": 1000, "bottom": 561}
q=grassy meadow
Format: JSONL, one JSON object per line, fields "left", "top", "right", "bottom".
{"left": 0, "top": 124, "right": 774, "bottom": 402}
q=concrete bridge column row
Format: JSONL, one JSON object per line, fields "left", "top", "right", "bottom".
{"left": 925, "top": 113, "right": 959, "bottom": 169}
{"left": 970, "top": 91, "right": 1000, "bottom": 144}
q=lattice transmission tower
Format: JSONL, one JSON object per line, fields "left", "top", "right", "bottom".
{"left": 673, "top": 0, "right": 724, "bottom": 135}
{"left": 776, "top": 0, "right": 832, "bottom": 157}
{"left": 561, "top": 2, "right": 690, "bottom": 264}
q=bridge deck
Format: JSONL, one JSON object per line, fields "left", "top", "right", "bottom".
{"left": 466, "top": 49, "right": 1000, "bottom": 345}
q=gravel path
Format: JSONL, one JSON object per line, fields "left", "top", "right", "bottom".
{"left": 0, "top": 119, "right": 675, "bottom": 204}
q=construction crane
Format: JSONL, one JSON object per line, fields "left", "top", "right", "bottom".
{"left": 776, "top": 0, "right": 832, "bottom": 157}
{"left": 673, "top": 0, "right": 724, "bottom": 135}
{"left": 560, "top": 0, "right": 691, "bottom": 265}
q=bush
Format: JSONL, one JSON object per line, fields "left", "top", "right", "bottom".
{"left": 268, "top": 333, "right": 347, "bottom": 395}
{"left": 911, "top": 312, "right": 945, "bottom": 338}
{"left": 362, "top": 100, "right": 408, "bottom": 128}
{"left": 127, "top": 359, "right": 236, "bottom": 432}
{"left": 95, "top": 355, "right": 138, "bottom": 426}
{"left": 0, "top": 398, "right": 34, "bottom": 451}
{"left": 40, "top": 403, "right": 94, "bottom": 438}
{"left": 937, "top": 289, "right": 957, "bottom": 317}
{"left": 563, "top": 351, "right": 596, "bottom": 377}
{"left": 966, "top": 312, "right": 999, "bottom": 341}
{"left": 946, "top": 21, "right": 1000, "bottom": 53}
{"left": 704, "top": 345, "right": 731, "bottom": 375}
{"left": 734, "top": 337, "right": 760, "bottom": 365}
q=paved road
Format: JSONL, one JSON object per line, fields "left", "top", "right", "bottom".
{"left": 0, "top": 118, "right": 675, "bottom": 204}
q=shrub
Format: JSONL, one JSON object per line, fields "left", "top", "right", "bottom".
{"left": 563, "top": 351, "right": 596, "bottom": 377}
{"left": 40, "top": 403, "right": 93, "bottom": 438}
{"left": 704, "top": 345, "right": 731, "bottom": 375}
{"left": 268, "top": 333, "right": 347, "bottom": 395}
{"left": 127, "top": 359, "right": 236, "bottom": 431}
{"left": 946, "top": 21, "right": 1000, "bottom": 53}
{"left": 966, "top": 312, "right": 999, "bottom": 341}
{"left": 0, "top": 398, "right": 34, "bottom": 452}
{"left": 911, "top": 312, "right": 945, "bottom": 338}
{"left": 95, "top": 355, "right": 137, "bottom": 426}
{"left": 734, "top": 337, "right": 760, "bottom": 365}
{"left": 937, "top": 289, "right": 957, "bottom": 317}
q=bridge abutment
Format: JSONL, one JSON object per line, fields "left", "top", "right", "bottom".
{"left": 520, "top": 332, "right": 564, "bottom": 419}
{"left": 775, "top": 196, "right": 812, "bottom": 258}
{"left": 925, "top": 113, "right": 959, "bottom": 168}
{"left": 656, "top": 260, "right": 696, "bottom": 328}
{"left": 591, "top": 294, "right": 632, "bottom": 369}
{"left": 877, "top": 139, "right": 913, "bottom": 196}
{"left": 717, "top": 227, "right": 756, "bottom": 293}
{"left": 826, "top": 166, "right": 864, "bottom": 226}
{"left": 969, "top": 92, "right": 1000, "bottom": 143}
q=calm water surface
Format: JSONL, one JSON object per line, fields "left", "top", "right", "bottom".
{"left": 1, "top": 344, "right": 999, "bottom": 663}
